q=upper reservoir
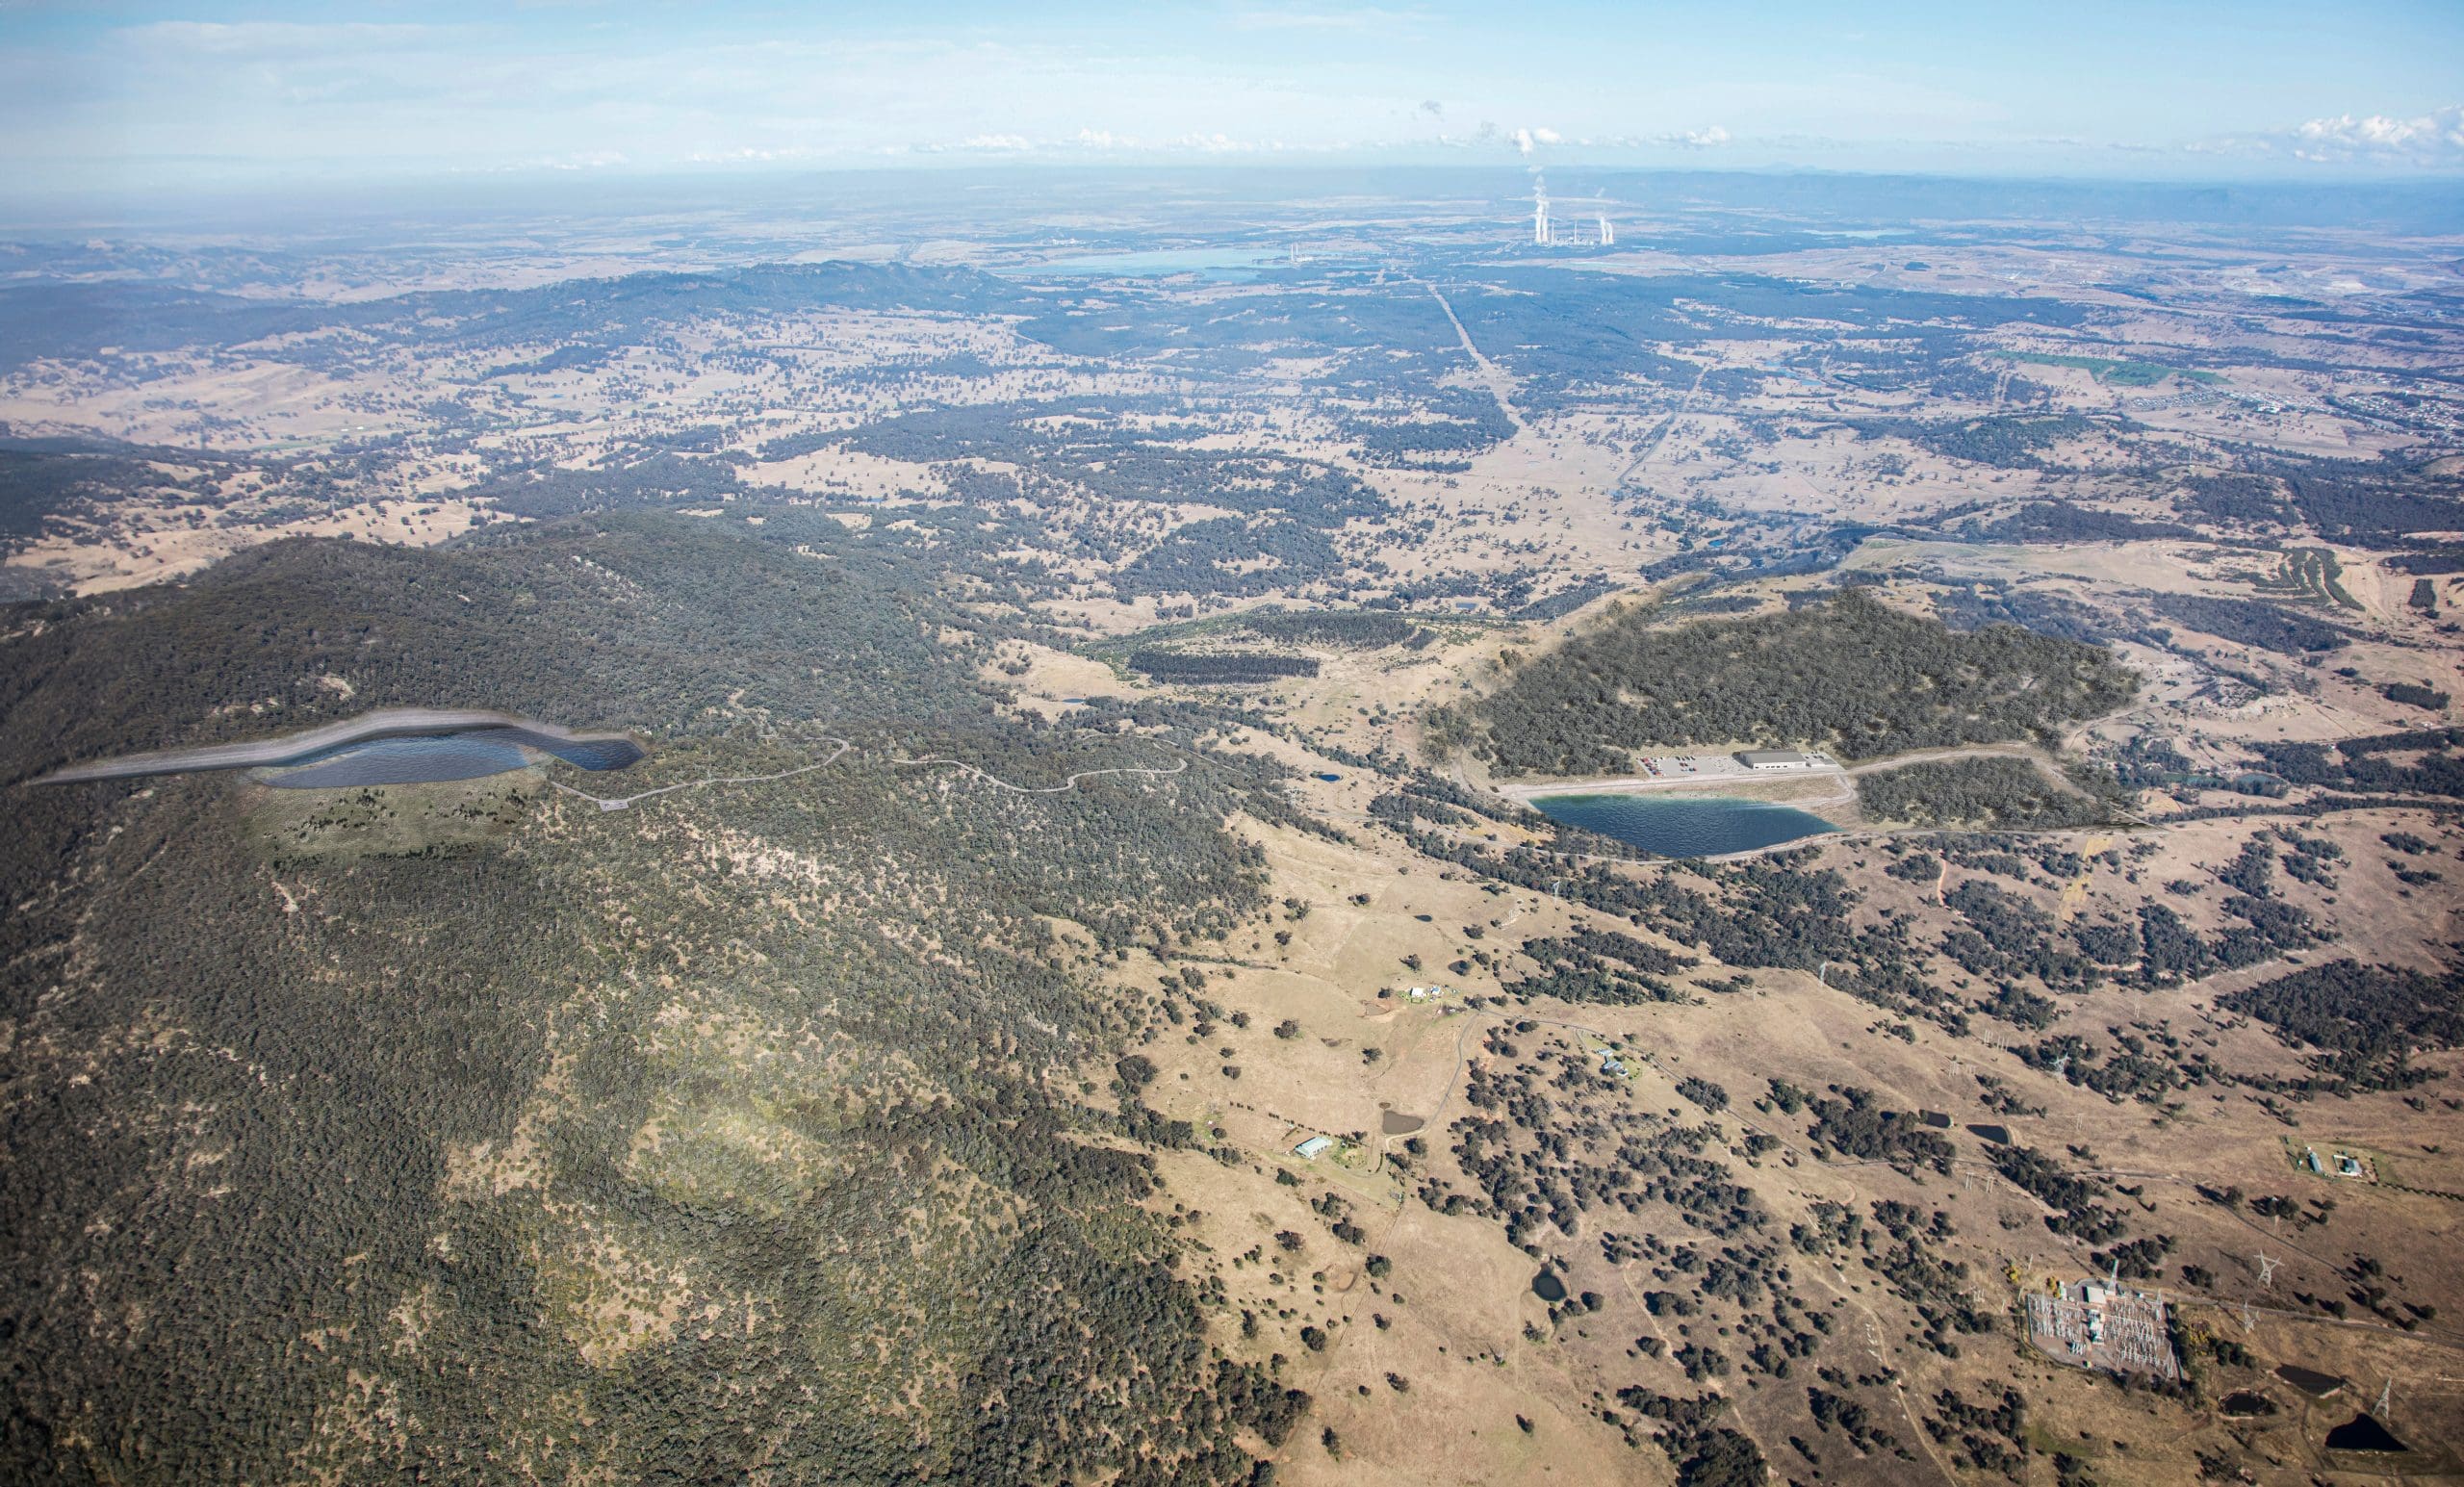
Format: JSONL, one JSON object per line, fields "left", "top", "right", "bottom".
{"left": 260, "top": 733, "right": 529, "bottom": 788}
{"left": 1530, "top": 794, "right": 1836, "bottom": 859}
{"left": 36, "top": 708, "right": 645, "bottom": 788}
{"left": 261, "top": 726, "right": 643, "bottom": 788}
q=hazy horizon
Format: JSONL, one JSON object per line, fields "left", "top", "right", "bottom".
{"left": 10, "top": 161, "right": 2464, "bottom": 242}
{"left": 3, "top": 0, "right": 2459, "bottom": 205}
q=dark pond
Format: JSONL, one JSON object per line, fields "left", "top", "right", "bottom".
{"left": 2217, "top": 1391, "right": 2276, "bottom": 1418}
{"left": 1530, "top": 793, "right": 1836, "bottom": 859}
{"left": 1379, "top": 1110, "right": 1424, "bottom": 1136}
{"left": 1530, "top": 1269, "right": 1567, "bottom": 1303}
{"left": 2324, "top": 1414, "right": 2407, "bottom": 1453}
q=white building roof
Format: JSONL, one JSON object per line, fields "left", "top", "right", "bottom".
{"left": 1738, "top": 750, "right": 1816, "bottom": 767}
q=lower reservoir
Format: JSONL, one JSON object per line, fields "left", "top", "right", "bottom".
{"left": 1530, "top": 793, "right": 1836, "bottom": 859}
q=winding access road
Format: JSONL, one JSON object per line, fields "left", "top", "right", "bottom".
{"left": 551, "top": 739, "right": 854, "bottom": 811}
{"left": 549, "top": 740, "right": 1187, "bottom": 811}
{"left": 890, "top": 755, "right": 1188, "bottom": 794}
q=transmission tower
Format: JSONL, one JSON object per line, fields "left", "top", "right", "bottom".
{"left": 2255, "top": 1252, "right": 2278, "bottom": 1288}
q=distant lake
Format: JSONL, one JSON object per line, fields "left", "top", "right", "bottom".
{"left": 1531, "top": 794, "right": 1836, "bottom": 859}
{"left": 1027, "top": 247, "right": 1275, "bottom": 281}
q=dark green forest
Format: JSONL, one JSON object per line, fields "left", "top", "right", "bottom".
{"left": 1856, "top": 757, "right": 2118, "bottom": 831}
{"left": 2220, "top": 960, "right": 2464, "bottom": 1092}
{"left": 1, "top": 514, "right": 1311, "bottom": 1483}
{"left": 1437, "top": 588, "right": 2138, "bottom": 776}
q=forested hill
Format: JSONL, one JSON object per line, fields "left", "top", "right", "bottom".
{"left": 1440, "top": 587, "right": 2140, "bottom": 776}
{"left": 0, "top": 261, "right": 1025, "bottom": 371}
{"left": 0, "top": 508, "right": 992, "bottom": 783}
{"left": 0, "top": 514, "right": 1315, "bottom": 1483}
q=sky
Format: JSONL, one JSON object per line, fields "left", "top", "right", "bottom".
{"left": 3, "top": 1, "right": 2461, "bottom": 198}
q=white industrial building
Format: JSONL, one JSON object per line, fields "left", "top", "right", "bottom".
{"left": 1736, "top": 750, "right": 1821, "bottom": 772}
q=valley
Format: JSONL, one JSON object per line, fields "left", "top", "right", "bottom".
{"left": 5, "top": 168, "right": 2462, "bottom": 1486}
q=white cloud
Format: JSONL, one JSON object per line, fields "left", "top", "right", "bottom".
{"left": 2192, "top": 104, "right": 2464, "bottom": 169}
{"left": 2290, "top": 104, "right": 2464, "bottom": 164}
{"left": 1172, "top": 132, "right": 1258, "bottom": 153}
{"left": 1510, "top": 125, "right": 1559, "bottom": 156}
{"left": 1666, "top": 125, "right": 1730, "bottom": 148}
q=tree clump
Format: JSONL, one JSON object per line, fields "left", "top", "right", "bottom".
{"left": 1442, "top": 588, "right": 2137, "bottom": 776}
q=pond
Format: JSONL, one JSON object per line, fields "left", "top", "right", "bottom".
{"left": 1529, "top": 793, "right": 1836, "bottom": 859}
{"left": 1530, "top": 1269, "right": 1567, "bottom": 1303}
{"left": 2324, "top": 1414, "right": 2408, "bottom": 1453}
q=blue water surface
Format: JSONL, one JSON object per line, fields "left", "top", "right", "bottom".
{"left": 262, "top": 735, "right": 536, "bottom": 788}
{"left": 1531, "top": 794, "right": 1835, "bottom": 859}
{"left": 475, "top": 728, "right": 645, "bottom": 771}
{"left": 258, "top": 729, "right": 643, "bottom": 789}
